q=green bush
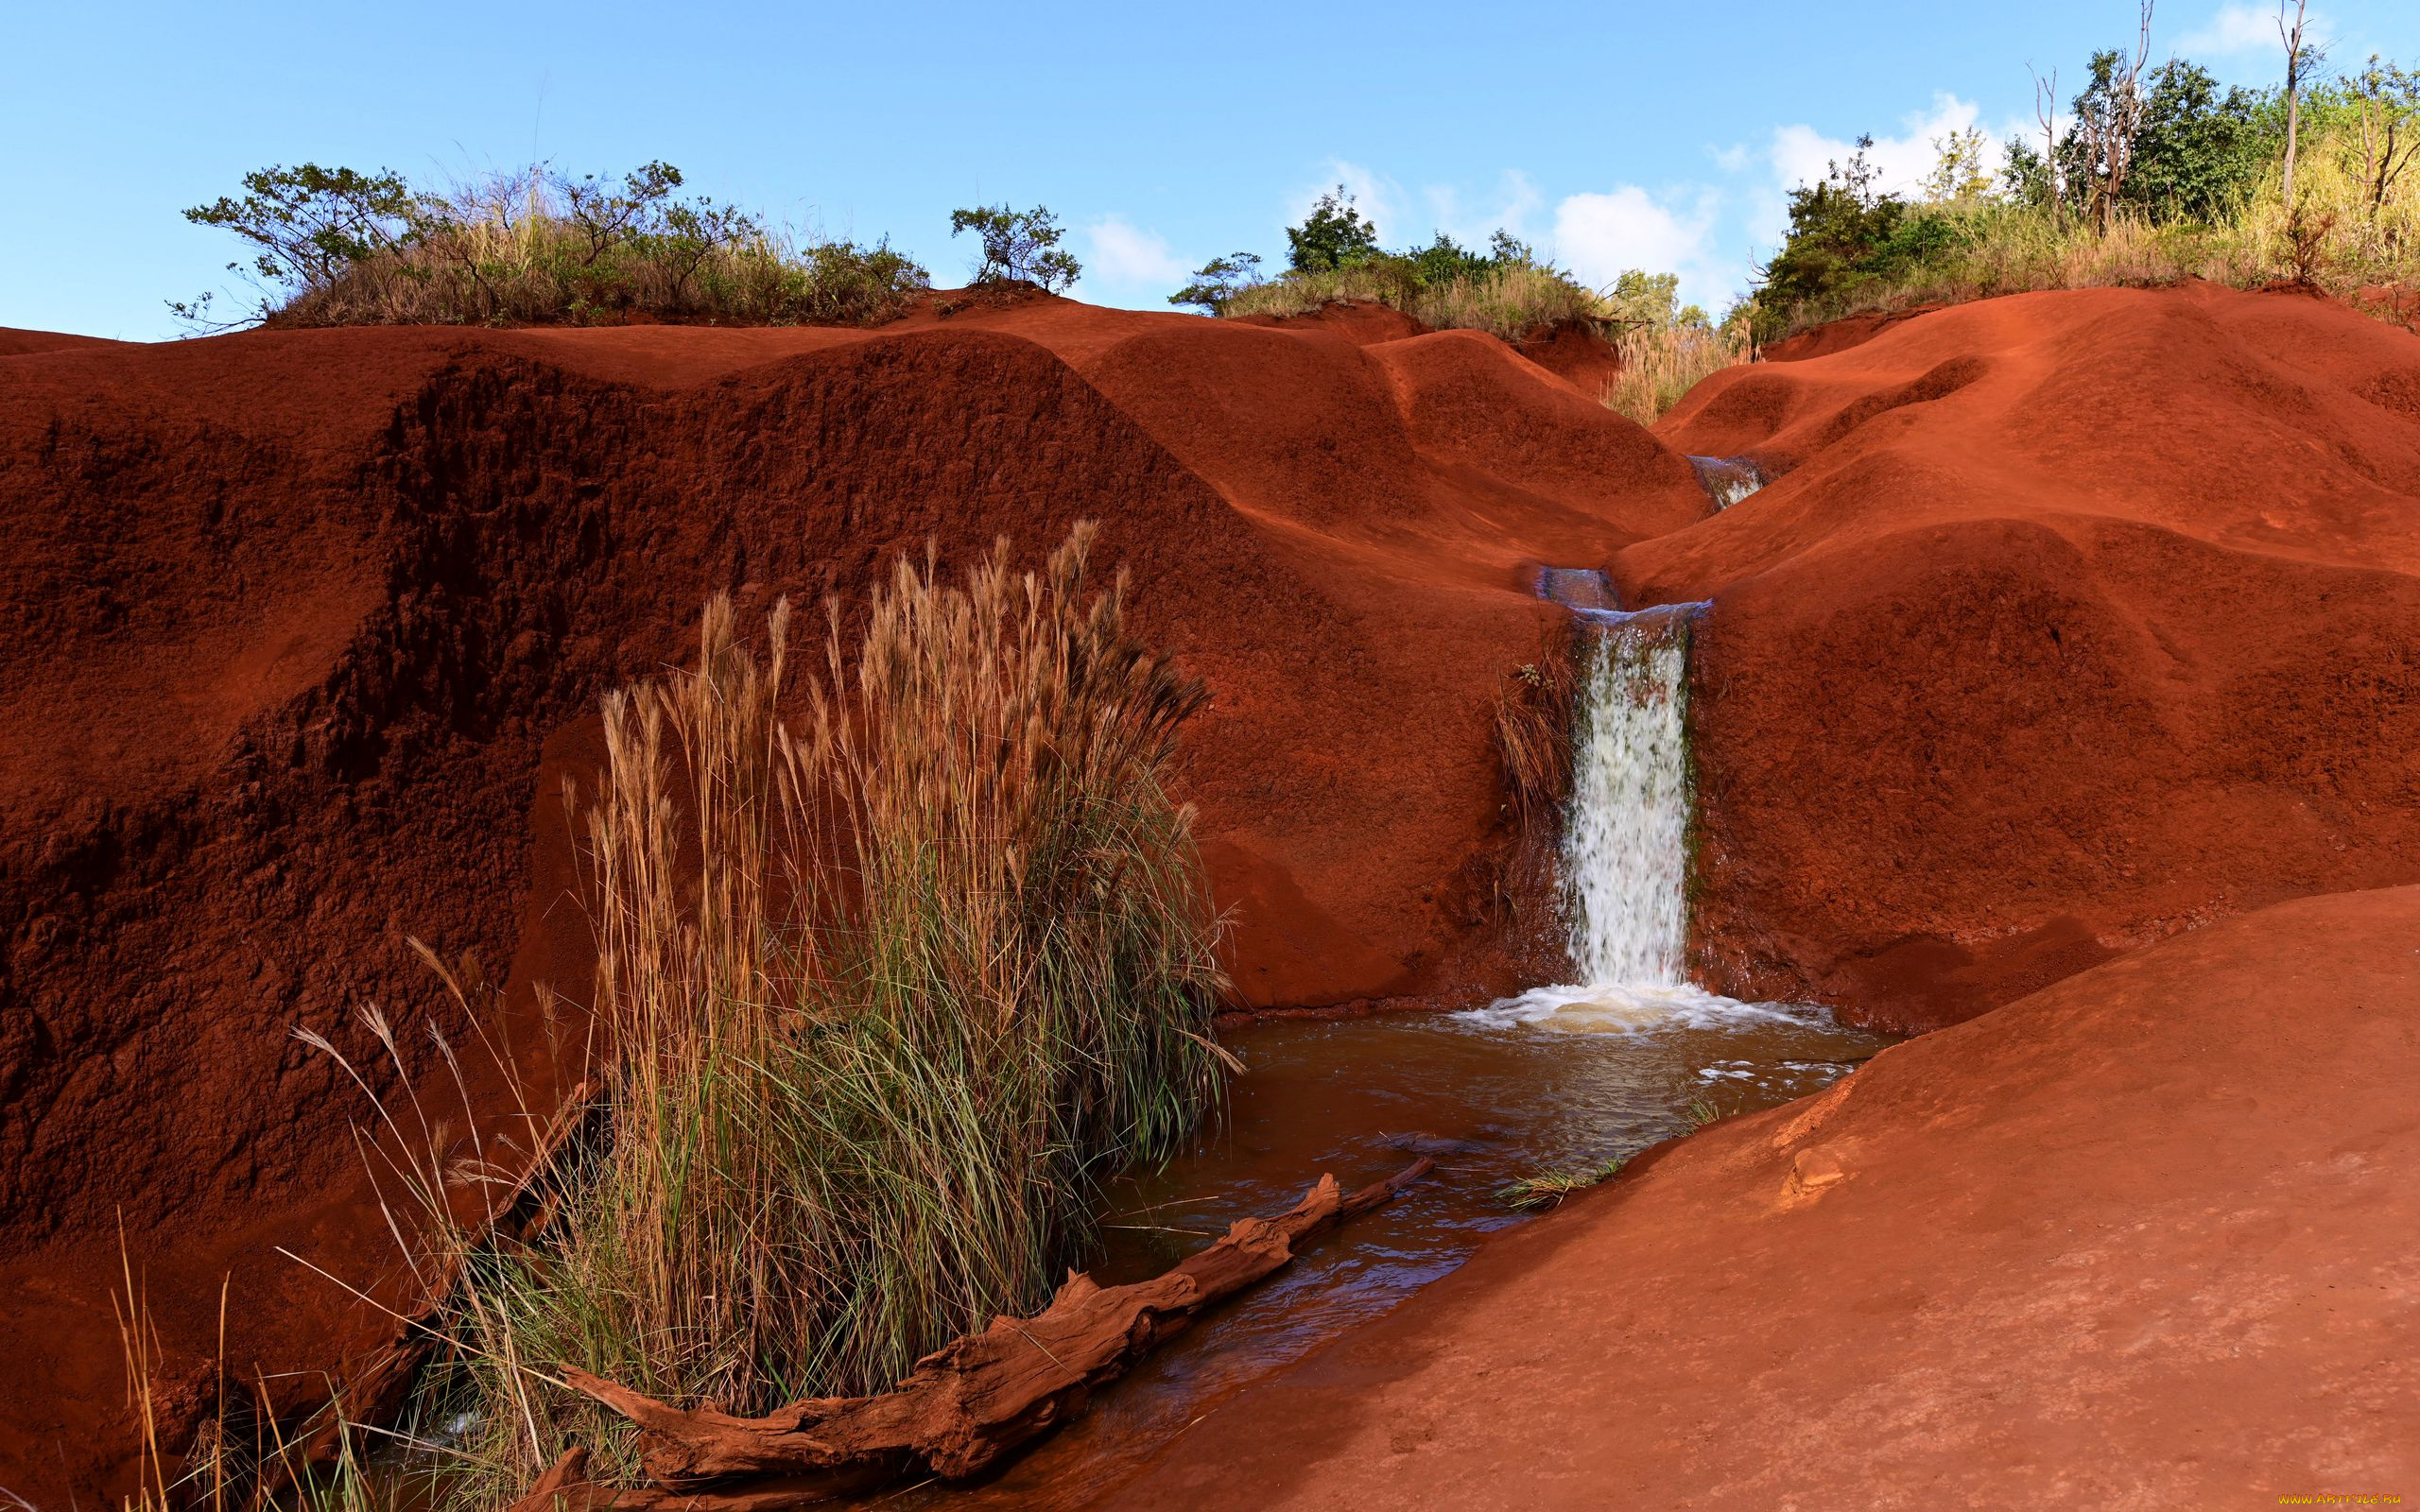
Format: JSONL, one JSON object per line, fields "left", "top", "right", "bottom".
{"left": 1745, "top": 43, "right": 2420, "bottom": 343}
{"left": 1210, "top": 199, "right": 1609, "bottom": 340}
{"left": 173, "top": 161, "right": 928, "bottom": 330}
{"left": 1285, "top": 185, "right": 1382, "bottom": 272}
{"left": 949, "top": 203, "right": 1082, "bottom": 292}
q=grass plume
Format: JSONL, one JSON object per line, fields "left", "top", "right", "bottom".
{"left": 293, "top": 523, "right": 1226, "bottom": 1502}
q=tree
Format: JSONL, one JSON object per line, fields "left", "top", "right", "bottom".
{"left": 949, "top": 204, "right": 1081, "bottom": 292}
{"left": 182, "top": 163, "right": 424, "bottom": 294}
{"left": 1920, "top": 128, "right": 1996, "bottom": 205}
{"left": 2031, "top": 63, "right": 2066, "bottom": 228}
{"left": 1488, "top": 230, "right": 1539, "bottom": 266}
{"left": 1285, "top": 187, "right": 1380, "bottom": 273}
{"left": 1602, "top": 269, "right": 1682, "bottom": 330}
{"left": 1756, "top": 135, "right": 1911, "bottom": 313}
{"left": 2126, "top": 60, "right": 2274, "bottom": 224}
{"left": 2351, "top": 55, "right": 2420, "bottom": 222}
{"left": 2278, "top": 0, "right": 2311, "bottom": 208}
{"left": 2066, "top": 3, "right": 2156, "bottom": 231}
{"left": 1168, "top": 252, "right": 1264, "bottom": 315}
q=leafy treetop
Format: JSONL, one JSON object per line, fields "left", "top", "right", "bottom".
{"left": 949, "top": 204, "right": 1082, "bottom": 292}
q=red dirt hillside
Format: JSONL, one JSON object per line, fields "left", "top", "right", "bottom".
{"left": 1109, "top": 885, "right": 2420, "bottom": 1509}
{"left": 1640, "top": 281, "right": 2420, "bottom": 1030}
{"left": 0, "top": 295, "right": 1707, "bottom": 1495}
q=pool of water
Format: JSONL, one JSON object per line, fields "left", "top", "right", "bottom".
{"left": 862, "top": 997, "right": 1891, "bottom": 1509}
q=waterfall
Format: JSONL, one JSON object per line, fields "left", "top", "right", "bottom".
{"left": 1561, "top": 611, "right": 1693, "bottom": 986}
{"left": 1471, "top": 593, "right": 1793, "bottom": 1032}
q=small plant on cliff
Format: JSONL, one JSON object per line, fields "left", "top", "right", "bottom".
{"left": 1494, "top": 642, "right": 1579, "bottom": 837}
{"left": 311, "top": 524, "right": 1226, "bottom": 1501}
{"left": 1501, "top": 1156, "right": 1623, "bottom": 1211}
{"left": 949, "top": 203, "right": 1082, "bottom": 291}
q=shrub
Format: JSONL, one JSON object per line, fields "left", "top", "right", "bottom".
{"left": 1222, "top": 247, "right": 1612, "bottom": 342}
{"left": 1168, "top": 250, "right": 1266, "bottom": 314}
{"left": 949, "top": 203, "right": 1081, "bottom": 291}
{"left": 307, "top": 524, "right": 1227, "bottom": 1500}
{"left": 173, "top": 162, "right": 928, "bottom": 330}
{"left": 1286, "top": 185, "right": 1382, "bottom": 272}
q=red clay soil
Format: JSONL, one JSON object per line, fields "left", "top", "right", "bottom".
{"left": 1108, "top": 885, "right": 2420, "bottom": 1510}
{"left": 1229, "top": 302, "right": 1622, "bottom": 396}
{"left": 1646, "top": 280, "right": 2420, "bottom": 1030}
{"left": 0, "top": 294, "right": 1705, "bottom": 1498}
{"left": 9, "top": 279, "right": 2419, "bottom": 1501}
{"left": 1508, "top": 318, "right": 1622, "bottom": 395}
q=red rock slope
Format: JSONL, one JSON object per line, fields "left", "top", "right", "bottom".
{"left": 1644, "top": 281, "right": 2420, "bottom": 1029}
{"left": 1111, "top": 885, "right": 2420, "bottom": 1509}
{"left": 0, "top": 296, "right": 1705, "bottom": 1497}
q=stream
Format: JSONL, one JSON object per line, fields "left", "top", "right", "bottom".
{"left": 864, "top": 572, "right": 1891, "bottom": 1509}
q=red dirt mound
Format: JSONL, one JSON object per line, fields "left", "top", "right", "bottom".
{"left": 0, "top": 299, "right": 1707, "bottom": 1497}
{"left": 1641, "top": 281, "right": 2420, "bottom": 1030}
{"left": 1225, "top": 298, "right": 1429, "bottom": 346}
{"left": 0, "top": 327, "right": 125, "bottom": 357}
{"left": 1508, "top": 318, "right": 1621, "bottom": 394}
{"left": 1108, "top": 885, "right": 2420, "bottom": 1508}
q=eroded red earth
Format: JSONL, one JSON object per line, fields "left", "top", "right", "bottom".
{"left": 4, "top": 281, "right": 2416, "bottom": 1502}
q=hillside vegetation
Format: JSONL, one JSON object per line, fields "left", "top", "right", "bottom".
{"left": 1746, "top": 43, "right": 2420, "bottom": 340}
{"left": 175, "top": 162, "right": 931, "bottom": 329}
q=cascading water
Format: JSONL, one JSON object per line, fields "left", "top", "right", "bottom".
{"left": 1561, "top": 612, "right": 1693, "bottom": 986}
{"left": 1687, "top": 455, "right": 1764, "bottom": 509}
{"left": 1473, "top": 589, "right": 1796, "bottom": 1033}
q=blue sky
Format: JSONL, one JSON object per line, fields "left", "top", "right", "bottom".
{"left": 9, "top": 1, "right": 2416, "bottom": 339}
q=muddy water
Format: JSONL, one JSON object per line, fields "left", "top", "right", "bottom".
{"left": 872, "top": 1002, "right": 1890, "bottom": 1510}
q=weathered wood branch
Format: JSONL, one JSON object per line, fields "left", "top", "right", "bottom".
{"left": 511, "top": 1159, "right": 1431, "bottom": 1510}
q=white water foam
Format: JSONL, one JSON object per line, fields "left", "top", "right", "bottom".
{"left": 1474, "top": 603, "right": 1795, "bottom": 1035}
{"left": 1687, "top": 455, "right": 1764, "bottom": 509}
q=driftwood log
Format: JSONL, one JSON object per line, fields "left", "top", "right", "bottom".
{"left": 511, "top": 1159, "right": 1433, "bottom": 1510}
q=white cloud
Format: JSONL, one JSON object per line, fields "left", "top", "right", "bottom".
{"left": 1549, "top": 184, "right": 1737, "bottom": 311}
{"left": 1420, "top": 170, "right": 1546, "bottom": 249}
{"left": 2177, "top": 2, "right": 2314, "bottom": 57}
{"left": 1769, "top": 93, "right": 2002, "bottom": 204}
{"left": 1080, "top": 215, "right": 1188, "bottom": 291}
{"left": 1291, "top": 160, "right": 1407, "bottom": 244}
{"left": 1708, "top": 143, "right": 1753, "bottom": 174}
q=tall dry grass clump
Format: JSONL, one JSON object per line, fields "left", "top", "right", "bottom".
{"left": 1494, "top": 629, "right": 1579, "bottom": 837}
{"left": 296, "top": 524, "right": 1225, "bottom": 1502}
{"left": 1602, "top": 322, "right": 1754, "bottom": 426}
